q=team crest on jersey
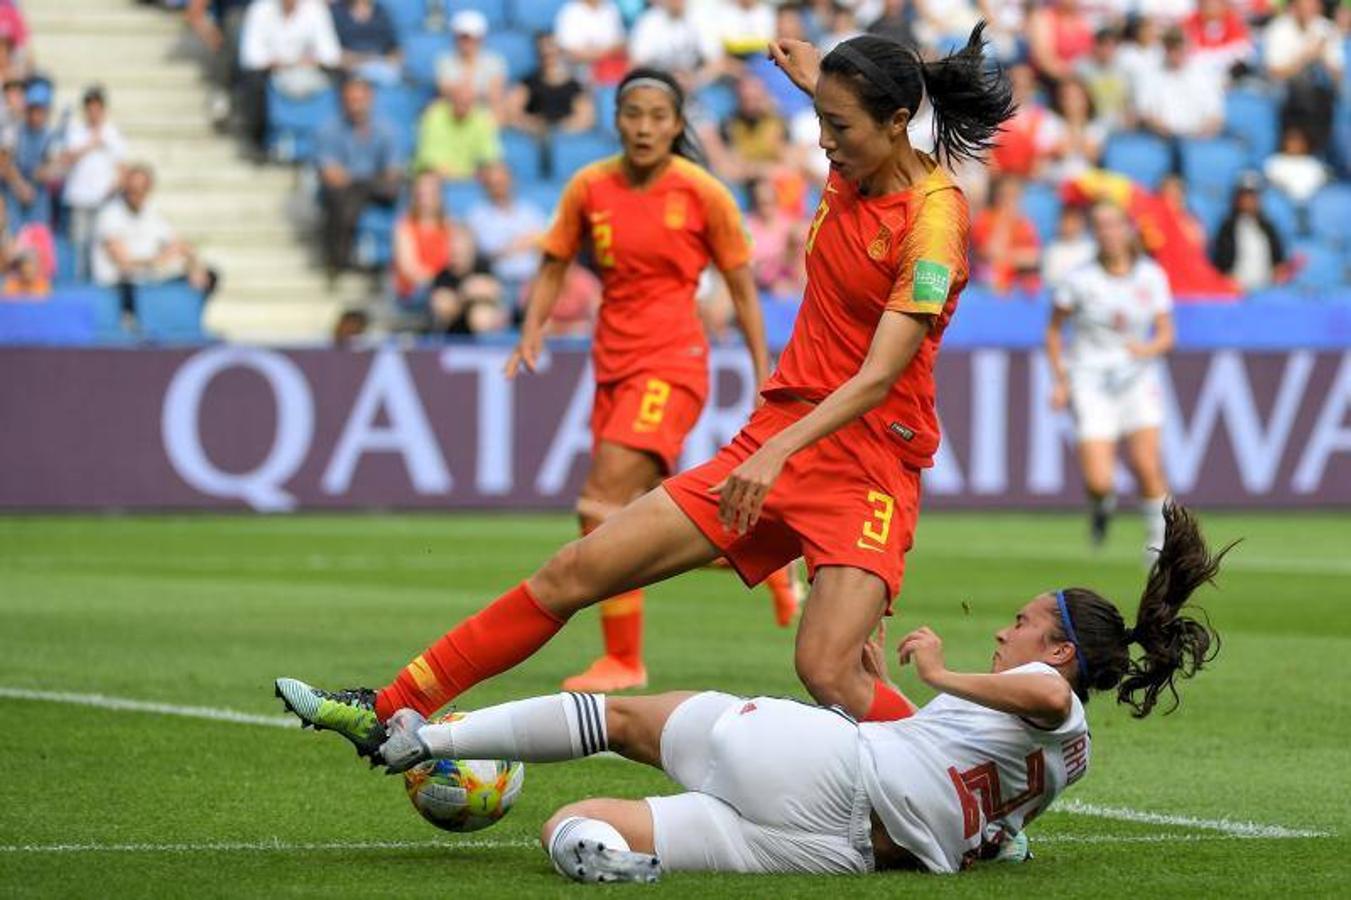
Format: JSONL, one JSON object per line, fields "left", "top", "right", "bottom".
{"left": 664, "top": 192, "right": 687, "bottom": 229}
{"left": 913, "top": 259, "right": 952, "bottom": 303}
{"left": 867, "top": 224, "right": 892, "bottom": 260}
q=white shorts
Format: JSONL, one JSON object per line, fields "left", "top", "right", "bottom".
{"left": 645, "top": 691, "right": 874, "bottom": 875}
{"left": 1068, "top": 366, "right": 1164, "bottom": 442}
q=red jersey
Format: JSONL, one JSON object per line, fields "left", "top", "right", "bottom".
{"left": 539, "top": 155, "right": 752, "bottom": 385}
{"left": 762, "top": 156, "right": 969, "bottom": 469}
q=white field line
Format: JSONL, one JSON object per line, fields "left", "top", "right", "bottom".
{"left": 0, "top": 838, "right": 535, "bottom": 855}
{"left": 0, "top": 686, "right": 1333, "bottom": 843}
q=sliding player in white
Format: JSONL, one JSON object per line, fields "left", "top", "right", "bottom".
{"left": 1045, "top": 202, "right": 1176, "bottom": 559}
{"left": 378, "top": 503, "right": 1226, "bottom": 882}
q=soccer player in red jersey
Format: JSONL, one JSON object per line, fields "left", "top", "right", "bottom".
{"left": 504, "top": 67, "right": 792, "bottom": 693}
{"left": 276, "top": 27, "right": 1016, "bottom": 756}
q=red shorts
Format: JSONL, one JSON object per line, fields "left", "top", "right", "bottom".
{"left": 663, "top": 400, "right": 922, "bottom": 607}
{"left": 592, "top": 372, "right": 707, "bottom": 474}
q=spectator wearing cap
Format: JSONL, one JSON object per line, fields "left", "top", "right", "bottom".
{"left": 415, "top": 79, "right": 501, "bottom": 182}
{"left": 1, "top": 78, "right": 58, "bottom": 227}
{"left": 92, "top": 163, "right": 218, "bottom": 326}
{"left": 465, "top": 162, "right": 547, "bottom": 308}
{"left": 555, "top": 0, "right": 628, "bottom": 85}
{"left": 1263, "top": 124, "right": 1329, "bottom": 207}
{"left": 1212, "top": 174, "right": 1288, "bottom": 292}
{"left": 184, "top": 0, "right": 252, "bottom": 128}
{"left": 1263, "top": 0, "right": 1344, "bottom": 155}
{"left": 237, "top": 0, "right": 341, "bottom": 157}
{"left": 2, "top": 245, "right": 48, "bottom": 298}
{"left": 0, "top": 27, "right": 28, "bottom": 83}
{"left": 331, "top": 0, "right": 402, "bottom": 88}
{"left": 59, "top": 85, "right": 128, "bottom": 279}
{"left": 1075, "top": 27, "right": 1131, "bottom": 129}
{"left": 315, "top": 76, "right": 404, "bottom": 276}
{"left": 1028, "top": 0, "right": 1094, "bottom": 84}
{"left": 0, "top": 198, "right": 54, "bottom": 294}
{"left": 630, "top": 0, "right": 705, "bottom": 76}
{"left": 436, "top": 10, "right": 507, "bottom": 117}
{"left": 506, "top": 33, "right": 595, "bottom": 141}
{"left": 1133, "top": 26, "right": 1223, "bottom": 150}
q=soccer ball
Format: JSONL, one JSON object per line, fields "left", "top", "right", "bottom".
{"left": 402, "top": 716, "right": 525, "bottom": 833}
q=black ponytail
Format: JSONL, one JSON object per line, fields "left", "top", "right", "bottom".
{"left": 819, "top": 22, "right": 1015, "bottom": 165}
{"left": 615, "top": 66, "right": 709, "bottom": 167}
{"left": 1053, "top": 503, "right": 1235, "bottom": 717}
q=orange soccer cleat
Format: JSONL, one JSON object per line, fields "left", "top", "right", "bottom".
{"left": 764, "top": 565, "right": 803, "bottom": 628}
{"left": 561, "top": 655, "right": 649, "bottom": 693}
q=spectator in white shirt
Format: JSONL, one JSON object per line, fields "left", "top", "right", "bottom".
{"left": 691, "top": 0, "right": 775, "bottom": 79}
{"left": 1263, "top": 0, "right": 1344, "bottom": 154}
{"left": 436, "top": 10, "right": 507, "bottom": 118}
{"left": 59, "top": 85, "right": 127, "bottom": 280}
{"left": 555, "top": 0, "right": 626, "bottom": 82}
{"left": 465, "top": 162, "right": 547, "bottom": 313}
{"left": 1134, "top": 27, "right": 1222, "bottom": 141}
{"left": 92, "top": 163, "right": 217, "bottom": 327}
{"left": 1263, "top": 124, "right": 1329, "bottom": 206}
{"left": 629, "top": 0, "right": 705, "bottom": 76}
{"left": 237, "top": 0, "right": 341, "bottom": 156}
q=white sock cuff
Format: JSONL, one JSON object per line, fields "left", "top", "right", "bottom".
{"left": 564, "top": 692, "right": 607, "bottom": 756}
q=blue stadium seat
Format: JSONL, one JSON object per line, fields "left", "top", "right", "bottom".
{"left": 519, "top": 179, "right": 562, "bottom": 215}
{"left": 550, "top": 131, "right": 620, "bottom": 175}
{"left": 443, "top": 180, "right": 487, "bottom": 217}
{"left": 1180, "top": 137, "right": 1247, "bottom": 202}
{"left": 0, "top": 289, "right": 99, "bottom": 345}
{"left": 445, "top": 0, "right": 507, "bottom": 28}
{"left": 594, "top": 84, "right": 618, "bottom": 135}
{"left": 1308, "top": 183, "right": 1351, "bottom": 248}
{"left": 54, "top": 234, "right": 78, "bottom": 286}
{"left": 1102, "top": 132, "right": 1171, "bottom": 189}
{"left": 355, "top": 204, "right": 398, "bottom": 268}
{"left": 266, "top": 84, "right": 340, "bottom": 163}
{"left": 1020, "top": 182, "right": 1061, "bottom": 243}
{"left": 1224, "top": 89, "right": 1279, "bottom": 163}
{"left": 373, "top": 85, "right": 431, "bottom": 159}
{"left": 696, "top": 82, "right": 737, "bottom": 123}
{"left": 1290, "top": 240, "right": 1345, "bottom": 291}
{"left": 136, "top": 283, "right": 208, "bottom": 343}
{"left": 380, "top": 0, "right": 426, "bottom": 36}
{"left": 1260, "top": 188, "right": 1300, "bottom": 245}
{"left": 403, "top": 30, "right": 448, "bottom": 86}
{"left": 1185, "top": 187, "right": 1226, "bottom": 239}
{"left": 500, "top": 128, "right": 543, "bottom": 182}
{"left": 89, "top": 288, "right": 126, "bottom": 343}
{"left": 508, "top": 0, "right": 566, "bottom": 32}
{"left": 484, "top": 30, "right": 536, "bottom": 81}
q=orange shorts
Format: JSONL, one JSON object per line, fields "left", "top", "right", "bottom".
{"left": 663, "top": 400, "right": 922, "bottom": 607}
{"left": 592, "top": 372, "right": 707, "bottom": 474}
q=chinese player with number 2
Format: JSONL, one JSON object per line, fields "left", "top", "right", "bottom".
{"left": 276, "top": 28, "right": 1016, "bottom": 752}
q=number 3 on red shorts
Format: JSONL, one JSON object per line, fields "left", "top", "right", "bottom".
{"left": 634, "top": 378, "right": 671, "bottom": 433}
{"left": 856, "top": 490, "right": 895, "bottom": 552}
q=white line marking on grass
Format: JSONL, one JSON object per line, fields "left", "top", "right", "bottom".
{"left": 1055, "top": 799, "right": 1329, "bottom": 839}
{"left": 0, "top": 688, "right": 297, "bottom": 730}
{"left": 0, "top": 838, "right": 536, "bottom": 855}
{"left": 2, "top": 687, "right": 1333, "bottom": 843}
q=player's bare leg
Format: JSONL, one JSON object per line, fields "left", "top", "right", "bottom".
{"left": 1123, "top": 426, "right": 1168, "bottom": 563}
{"left": 564, "top": 441, "right": 665, "bottom": 693}
{"left": 1077, "top": 439, "right": 1117, "bottom": 547}
{"left": 793, "top": 566, "right": 916, "bottom": 721}
{"left": 276, "top": 491, "right": 719, "bottom": 756}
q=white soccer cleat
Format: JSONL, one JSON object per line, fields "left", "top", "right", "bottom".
{"left": 566, "top": 840, "right": 662, "bottom": 884}
{"left": 377, "top": 708, "right": 432, "bottom": 773}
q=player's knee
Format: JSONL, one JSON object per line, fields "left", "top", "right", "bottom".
{"left": 532, "top": 540, "right": 591, "bottom": 613}
{"left": 540, "top": 800, "right": 605, "bottom": 849}
{"left": 795, "top": 649, "right": 852, "bottom": 708}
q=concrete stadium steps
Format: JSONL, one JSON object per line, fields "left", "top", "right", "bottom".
{"left": 27, "top": 0, "right": 341, "bottom": 344}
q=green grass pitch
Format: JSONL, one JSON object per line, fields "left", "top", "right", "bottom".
{"left": 1, "top": 511, "right": 1348, "bottom": 897}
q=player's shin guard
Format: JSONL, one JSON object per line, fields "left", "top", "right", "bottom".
{"left": 863, "top": 679, "right": 917, "bottom": 722}
{"left": 419, "top": 693, "right": 609, "bottom": 762}
{"left": 599, "top": 590, "right": 644, "bottom": 666}
{"left": 375, "top": 582, "right": 565, "bottom": 720}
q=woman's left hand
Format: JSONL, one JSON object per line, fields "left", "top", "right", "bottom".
{"left": 709, "top": 444, "right": 787, "bottom": 535}
{"left": 898, "top": 626, "right": 947, "bottom": 686}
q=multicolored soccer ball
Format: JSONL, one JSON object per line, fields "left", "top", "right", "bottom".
{"left": 402, "top": 717, "right": 525, "bottom": 833}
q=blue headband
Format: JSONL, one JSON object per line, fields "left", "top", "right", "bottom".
{"left": 1056, "top": 590, "right": 1090, "bottom": 684}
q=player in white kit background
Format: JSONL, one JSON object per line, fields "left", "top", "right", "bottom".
{"left": 375, "top": 503, "right": 1228, "bottom": 882}
{"left": 1045, "top": 202, "right": 1176, "bottom": 559}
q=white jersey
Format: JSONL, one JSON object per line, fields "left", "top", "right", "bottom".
{"left": 1054, "top": 257, "right": 1172, "bottom": 382}
{"left": 858, "top": 663, "right": 1091, "bottom": 874}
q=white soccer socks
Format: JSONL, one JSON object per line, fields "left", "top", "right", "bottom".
{"left": 417, "top": 692, "right": 608, "bottom": 763}
{"left": 1141, "top": 495, "right": 1166, "bottom": 565}
{"left": 548, "top": 816, "right": 661, "bottom": 884}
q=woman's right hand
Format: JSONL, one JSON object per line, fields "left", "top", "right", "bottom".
{"left": 1050, "top": 378, "right": 1069, "bottom": 411}
{"left": 767, "top": 39, "right": 821, "bottom": 98}
{"left": 504, "top": 328, "right": 543, "bottom": 379}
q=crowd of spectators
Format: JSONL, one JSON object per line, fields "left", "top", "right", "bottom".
{"left": 169, "top": 0, "right": 1351, "bottom": 341}
{"left": 0, "top": 2, "right": 216, "bottom": 327}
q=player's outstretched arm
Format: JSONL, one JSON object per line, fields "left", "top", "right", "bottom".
{"left": 899, "top": 627, "right": 1072, "bottom": 728}
{"left": 506, "top": 254, "right": 570, "bottom": 378}
{"left": 723, "top": 264, "right": 772, "bottom": 391}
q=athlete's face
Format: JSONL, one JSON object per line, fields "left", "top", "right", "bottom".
{"left": 991, "top": 595, "right": 1076, "bottom": 674}
{"left": 617, "top": 86, "right": 682, "bottom": 172}
{"left": 1090, "top": 204, "right": 1133, "bottom": 262}
{"left": 814, "top": 73, "right": 908, "bottom": 185}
